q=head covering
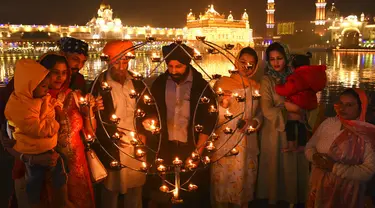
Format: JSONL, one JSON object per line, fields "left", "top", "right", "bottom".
{"left": 162, "top": 43, "right": 194, "bottom": 65}
{"left": 59, "top": 37, "right": 89, "bottom": 56}
{"left": 13, "top": 59, "right": 49, "bottom": 99}
{"left": 265, "top": 42, "right": 293, "bottom": 84}
{"left": 38, "top": 52, "right": 71, "bottom": 98}
{"left": 102, "top": 40, "right": 133, "bottom": 64}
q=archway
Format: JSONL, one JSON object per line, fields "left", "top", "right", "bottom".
{"left": 342, "top": 29, "right": 360, "bottom": 48}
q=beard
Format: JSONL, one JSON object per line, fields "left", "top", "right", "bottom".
{"left": 168, "top": 67, "right": 190, "bottom": 83}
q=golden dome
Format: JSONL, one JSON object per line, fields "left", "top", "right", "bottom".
{"left": 100, "top": 1, "right": 110, "bottom": 10}
{"left": 201, "top": 4, "right": 225, "bottom": 20}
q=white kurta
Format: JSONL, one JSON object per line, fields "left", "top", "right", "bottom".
{"left": 104, "top": 74, "right": 146, "bottom": 194}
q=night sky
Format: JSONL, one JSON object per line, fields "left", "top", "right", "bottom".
{"left": 0, "top": 0, "right": 374, "bottom": 35}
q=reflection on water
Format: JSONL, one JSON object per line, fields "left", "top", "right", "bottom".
{"left": 1, "top": 50, "right": 374, "bottom": 113}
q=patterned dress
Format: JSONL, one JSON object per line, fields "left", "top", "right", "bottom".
{"left": 58, "top": 90, "right": 95, "bottom": 208}
{"left": 211, "top": 79, "right": 262, "bottom": 207}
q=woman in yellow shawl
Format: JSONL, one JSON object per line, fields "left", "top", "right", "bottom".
{"left": 211, "top": 47, "right": 262, "bottom": 208}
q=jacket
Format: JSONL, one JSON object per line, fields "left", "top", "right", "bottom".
{"left": 5, "top": 59, "right": 59, "bottom": 154}
{"left": 275, "top": 65, "right": 327, "bottom": 110}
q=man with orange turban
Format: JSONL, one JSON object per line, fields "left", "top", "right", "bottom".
{"left": 91, "top": 40, "right": 146, "bottom": 208}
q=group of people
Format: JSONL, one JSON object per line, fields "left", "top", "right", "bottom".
{"left": 0, "top": 37, "right": 374, "bottom": 208}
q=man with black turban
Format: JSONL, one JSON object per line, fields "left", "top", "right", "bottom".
{"left": 145, "top": 43, "right": 216, "bottom": 207}
{"left": 59, "top": 37, "right": 89, "bottom": 93}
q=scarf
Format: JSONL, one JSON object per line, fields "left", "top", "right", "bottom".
{"left": 266, "top": 43, "right": 293, "bottom": 84}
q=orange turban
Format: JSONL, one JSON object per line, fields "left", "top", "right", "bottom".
{"left": 102, "top": 40, "right": 133, "bottom": 63}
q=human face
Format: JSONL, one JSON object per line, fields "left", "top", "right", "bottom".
{"left": 65, "top": 52, "right": 87, "bottom": 74}
{"left": 269, "top": 50, "right": 286, "bottom": 72}
{"left": 337, "top": 94, "right": 361, "bottom": 120}
{"left": 109, "top": 59, "right": 130, "bottom": 84}
{"left": 49, "top": 62, "right": 68, "bottom": 90}
{"left": 167, "top": 60, "right": 188, "bottom": 83}
{"left": 236, "top": 53, "right": 257, "bottom": 78}
{"left": 33, "top": 76, "right": 50, "bottom": 98}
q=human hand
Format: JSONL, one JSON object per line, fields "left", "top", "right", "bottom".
{"left": 0, "top": 134, "right": 16, "bottom": 148}
{"left": 220, "top": 90, "right": 232, "bottom": 108}
{"left": 313, "top": 153, "right": 334, "bottom": 171}
{"left": 284, "top": 101, "right": 301, "bottom": 114}
{"left": 93, "top": 95, "right": 104, "bottom": 112}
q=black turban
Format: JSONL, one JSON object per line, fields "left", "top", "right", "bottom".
{"left": 162, "top": 43, "right": 194, "bottom": 65}
{"left": 59, "top": 37, "right": 89, "bottom": 56}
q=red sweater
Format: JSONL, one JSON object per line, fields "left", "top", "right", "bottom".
{"left": 275, "top": 65, "right": 327, "bottom": 110}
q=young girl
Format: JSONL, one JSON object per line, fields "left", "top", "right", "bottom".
{"left": 5, "top": 59, "right": 68, "bottom": 208}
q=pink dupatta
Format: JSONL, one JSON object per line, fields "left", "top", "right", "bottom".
{"left": 307, "top": 89, "right": 375, "bottom": 208}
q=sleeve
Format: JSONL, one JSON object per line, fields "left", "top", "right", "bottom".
{"left": 332, "top": 143, "right": 375, "bottom": 182}
{"left": 275, "top": 73, "right": 306, "bottom": 97}
{"left": 11, "top": 100, "right": 60, "bottom": 138}
{"left": 260, "top": 76, "right": 286, "bottom": 132}
{"left": 304, "top": 118, "right": 328, "bottom": 162}
{"left": 252, "top": 104, "right": 263, "bottom": 130}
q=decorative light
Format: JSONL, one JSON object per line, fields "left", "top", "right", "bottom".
{"left": 203, "top": 156, "right": 211, "bottom": 164}
{"left": 130, "top": 138, "right": 139, "bottom": 146}
{"left": 193, "top": 49, "right": 202, "bottom": 60}
{"left": 100, "top": 53, "right": 109, "bottom": 61}
{"left": 186, "top": 159, "right": 197, "bottom": 170}
{"left": 143, "top": 95, "right": 154, "bottom": 105}
{"left": 232, "top": 93, "right": 245, "bottom": 102}
{"left": 157, "top": 164, "right": 167, "bottom": 172}
{"left": 155, "top": 158, "right": 164, "bottom": 164}
{"left": 135, "top": 109, "right": 146, "bottom": 118}
{"left": 150, "top": 120, "right": 161, "bottom": 135}
{"left": 133, "top": 72, "right": 143, "bottom": 81}
{"left": 211, "top": 133, "right": 219, "bottom": 141}
{"left": 229, "top": 148, "right": 239, "bottom": 156}
{"left": 195, "top": 124, "right": 204, "bottom": 133}
{"left": 224, "top": 127, "right": 233, "bottom": 134}
{"left": 146, "top": 36, "right": 156, "bottom": 42}
{"left": 196, "top": 36, "right": 206, "bottom": 41}
{"left": 101, "top": 81, "right": 112, "bottom": 91}
{"left": 224, "top": 109, "right": 233, "bottom": 119}
{"left": 135, "top": 148, "right": 146, "bottom": 158}
{"left": 200, "top": 96, "right": 210, "bottom": 104}
{"left": 110, "top": 160, "right": 119, "bottom": 168}
{"left": 79, "top": 97, "right": 88, "bottom": 106}
{"left": 125, "top": 52, "right": 135, "bottom": 59}
{"left": 252, "top": 90, "right": 261, "bottom": 100}
{"left": 246, "top": 126, "right": 256, "bottom": 135}
{"left": 216, "top": 88, "right": 224, "bottom": 96}
{"left": 209, "top": 105, "right": 217, "bottom": 114}
{"left": 191, "top": 152, "right": 200, "bottom": 161}
{"left": 129, "top": 89, "right": 139, "bottom": 99}
{"left": 175, "top": 37, "right": 183, "bottom": 44}
{"left": 188, "top": 184, "right": 198, "bottom": 191}
{"left": 205, "top": 141, "right": 215, "bottom": 151}
{"left": 159, "top": 185, "right": 169, "bottom": 192}
{"left": 173, "top": 157, "right": 183, "bottom": 166}
{"left": 151, "top": 53, "right": 161, "bottom": 62}
{"left": 212, "top": 74, "right": 222, "bottom": 79}
{"left": 110, "top": 114, "right": 120, "bottom": 124}
{"left": 140, "top": 162, "right": 148, "bottom": 171}
{"left": 224, "top": 44, "right": 234, "bottom": 50}
{"left": 86, "top": 134, "right": 94, "bottom": 142}
{"left": 112, "top": 131, "right": 123, "bottom": 140}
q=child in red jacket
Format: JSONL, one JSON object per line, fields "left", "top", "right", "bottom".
{"left": 276, "top": 53, "right": 327, "bottom": 152}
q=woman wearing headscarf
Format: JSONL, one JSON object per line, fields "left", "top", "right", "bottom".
{"left": 305, "top": 88, "right": 375, "bottom": 208}
{"left": 256, "top": 42, "right": 310, "bottom": 207}
{"left": 211, "top": 47, "right": 262, "bottom": 208}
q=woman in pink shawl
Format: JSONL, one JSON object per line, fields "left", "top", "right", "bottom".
{"left": 305, "top": 88, "right": 375, "bottom": 208}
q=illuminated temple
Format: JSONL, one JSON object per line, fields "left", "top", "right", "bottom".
{"left": 0, "top": 2, "right": 253, "bottom": 48}
{"left": 186, "top": 5, "right": 254, "bottom": 46}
